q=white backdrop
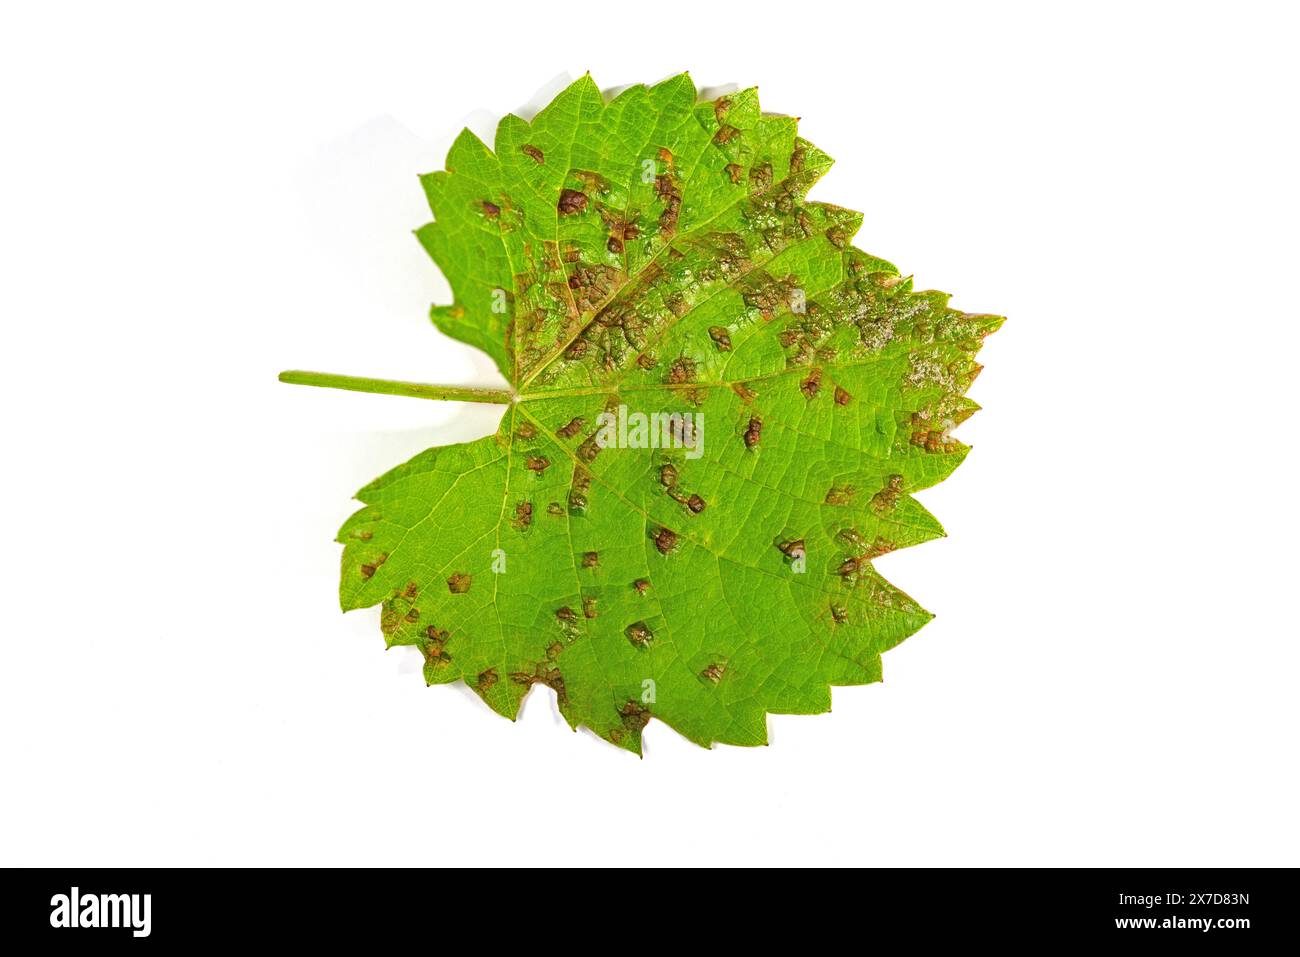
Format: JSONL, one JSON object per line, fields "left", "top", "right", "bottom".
{"left": 2, "top": 1, "right": 1297, "bottom": 867}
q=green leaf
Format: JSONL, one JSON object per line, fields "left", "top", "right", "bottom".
{"left": 302, "top": 73, "right": 1001, "bottom": 753}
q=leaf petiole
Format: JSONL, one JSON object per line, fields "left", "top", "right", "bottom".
{"left": 278, "top": 370, "right": 515, "bottom": 405}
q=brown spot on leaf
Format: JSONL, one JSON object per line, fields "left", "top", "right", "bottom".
{"left": 652, "top": 526, "right": 678, "bottom": 555}
{"left": 625, "top": 621, "right": 654, "bottom": 648}
{"left": 555, "top": 606, "right": 577, "bottom": 622}
{"left": 655, "top": 174, "right": 681, "bottom": 235}
{"left": 558, "top": 189, "right": 588, "bottom": 215}
{"left": 477, "top": 668, "right": 498, "bottom": 691}
{"left": 700, "top": 662, "right": 726, "bottom": 684}
{"left": 566, "top": 261, "right": 621, "bottom": 313}
{"left": 447, "top": 572, "right": 472, "bottom": 594}
{"left": 743, "top": 416, "right": 762, "bottom": 449}
{"left": 633, "top": 578, "right": 651, "bottom": 595}
{"left": 620, "top": 700, "right": 651, "bottom": 731}
{"left": 725, "top": 163, "right": 743, "bottom": 184}
{"left": 834, "top": 386, "right": 852, "bottom": 406}
{"left": 573, "top": 170, "right": 610, "bottom": 194}
{"left": 605, "top": 218, "right": 638, "bottom": 255}
{"left": 405, "top": 608, "right": 420, "bottom": 623}
{"left": 582, "top": 551, "right": 600, "bottom": 568}
{"left": 582, "top": 596, "right": 598, "bottom": 619}
{"left": 742, "top": 273, "right": 799, "bottom": 319}
{"left": 481, "top": 200, "right": 500, "bottom": 217}
{"left": 526, "top": 456, "right": 550, "bottom": 473}
{"left": 515, "top": 421, "right": 537, "bottom": 440}
{"left": 865, "top": 537, "right": 897, "bottom": 559}
{"left": 825, "top": 485, "right": 856, "bottom": 506}
{"left": 424, "top": 642, "right": 452, "bottom": 667}
{"left": 667, "top": 356, "right": 697, "bottom": 384}
{"left": 686, "top": 494, "right": 706, "bottom": 514}
{"left": 871, "top": 474, "right": 905, "bottom": 512}
{"left": 659, "top": 463, "right": 678, "bottom": 488}
{"left": 569, "top": 469, "right": 592, "bottom": 512}
{"left": 708, "top": 325, "right": 732, "bottom": 351}
{"left": 556, "top": 417, "right": 585, "bottom": 439}
{"left": 713, "top": 124, "right": 739, "bottom": 145}
{"left": 911, "top": 427, "right": 959, "bottom": 453}
{"left": 423, "top": 627, "right": 451, "bottom": 665}
{"left": 801, "top": 368, "right": 822, "bottom": 399}
{"left": 777, "top": 539, "right": 806, "bottom": 562}
{"left": 509, "top": 664, "right": 567, "bottom": 704}
{"left": 521, "top": 144, "right": 544, "bottom": 164}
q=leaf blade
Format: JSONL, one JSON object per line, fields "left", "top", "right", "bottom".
{"left": 336, "top": 74, "right": 1000, "bottom": 750}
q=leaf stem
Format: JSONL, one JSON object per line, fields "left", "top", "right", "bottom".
{"left": 278, "top": 370, "right": 515, "bottom": 405}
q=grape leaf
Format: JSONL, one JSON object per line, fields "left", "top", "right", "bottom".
{"left": 288, "top": 73, "right": 1001, "bottom": 753}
